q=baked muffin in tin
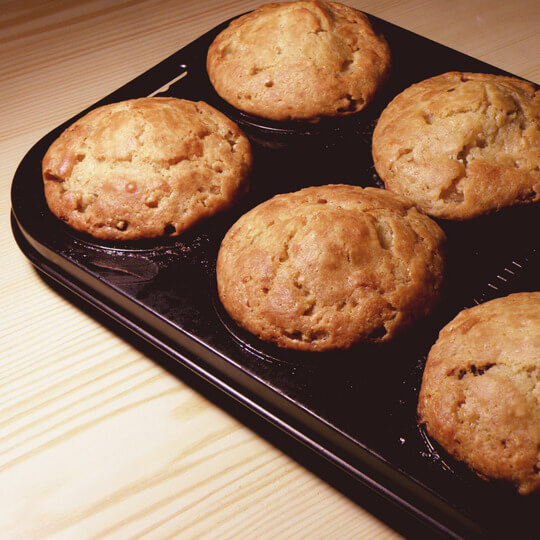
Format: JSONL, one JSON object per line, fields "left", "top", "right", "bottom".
{"left": 207, "top": 1, "right": 391, "bottom": 121}
{"left": 217, "top": 185, "right": 445, "bottom": 351}
{"left": 43, "top": 97, "right": 252, "bottom": 240}
{"left": 373, "top": 72, "right": 540, "bottom": 220}
{"left": 418, "top": 292, "right": 540, "bottom": 495}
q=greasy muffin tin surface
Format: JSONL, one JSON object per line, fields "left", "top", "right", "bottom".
{"left": 11, "top": 14, "right": 539, "bottom": 538}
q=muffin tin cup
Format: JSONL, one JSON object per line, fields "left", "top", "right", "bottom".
{"left": 11, "top": 13, "right": 539, "bottom": 539}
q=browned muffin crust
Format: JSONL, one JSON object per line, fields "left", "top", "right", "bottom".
{"left": 207, "top": 1, "right": 391, "bottom": 121}
{"left": 43, "top": 98, "right": 252, "bottom": 240}
{"left": 217, "top": 185, "right": 445, "bottom": 351}
{"left": 418, "top": 292, "right": 540, "bottom": 495}
{"left": 372, "top": 72, "right": 540, "bottom": 219}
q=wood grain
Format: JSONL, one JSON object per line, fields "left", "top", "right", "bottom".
{"left": 1, "top": 1, "right": 538, "bottom": 538}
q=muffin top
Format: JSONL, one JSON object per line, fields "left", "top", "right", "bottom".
{"left": 207, "top": 1, "right": 391, "bottom": 121}
{"left": 373, "top": 72, "right": 540, "bottom": 219}
{"left": 43, "top": 97, "right": 252, "bottom": 240}
{"left": 217, "top": 185, "right": 445, "bottom": 351}
{"left": 418, "top": 292, "right": 540, "bottom": 495}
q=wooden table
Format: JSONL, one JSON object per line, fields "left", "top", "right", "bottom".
{"left": 1, "top": 1, "right": 538, "bottom": 537}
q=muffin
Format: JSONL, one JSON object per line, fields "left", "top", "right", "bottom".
{"left": 207, "top": 1, "right": 391, "bottom": 121}
{"left": 418, "top": 292, "right": 540, "bottom": 495}
{"left": 372, "top": 72, "right": 540, "bottom": 219}
{"left": 217, "top": 185, "right": 445, "bottom": 351}
{"left": 43, "top": 97, "right": 252, "bottom": 240}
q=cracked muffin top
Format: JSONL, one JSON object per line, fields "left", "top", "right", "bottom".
{"left": 417, "top": 292, "right": 540, "bottom": 495}
{"left": 43, "top": 97, "right": 252, "bottom": 240}
{"left": 217, "top": 185, "right": 445, "bottom": 351}
{"left": 372, "top": 72, "right": 540, "bottom": 220}
{"left": 206, "top": 1, "right": 391, "bottom": 121}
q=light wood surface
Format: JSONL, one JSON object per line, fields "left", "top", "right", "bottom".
{"left": 1, "top": 1, "right": 538, "bottom": 538}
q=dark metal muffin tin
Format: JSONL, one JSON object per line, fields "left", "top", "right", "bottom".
{"left": 11, "top": 14, "right": 539, "bottom": 538}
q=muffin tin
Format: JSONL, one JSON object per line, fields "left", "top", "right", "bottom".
{"left": 11, "top": 13, "right": 538, "bottom": 538}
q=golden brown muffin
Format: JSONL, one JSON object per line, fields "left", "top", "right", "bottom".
{"left": 43, "top": 98, "right": 252, "bottom": 240}
{"left": 217, "top": 185, "right": 445, "bottom": 351}
{"left": 372, "top": 72, "right": 540, "bottom": 219}
{"left": 207, "top": 1, "right": 391, "bottom": 121}
{"left": 418, "top": 292, "right": 540, "bottom": 495}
